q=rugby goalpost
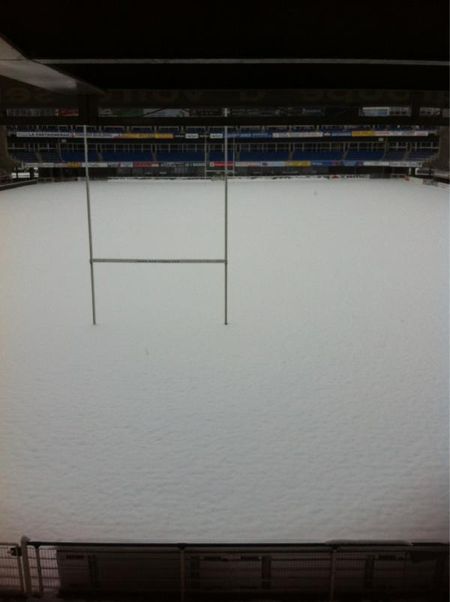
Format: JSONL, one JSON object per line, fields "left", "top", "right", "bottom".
{"left": 83, "top": 109, "right": 229, "bottom": 326}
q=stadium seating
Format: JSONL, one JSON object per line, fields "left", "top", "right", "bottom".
{"left": 156, "top": 151, "right": 204, "bottom": 162}
{"left": 290, "top": 126, "right": 316, "bottom": 131}
{"left": 383, "top": 150, "right": 405, "bottom": 161}
{"left": 102, "top": 151, "right": 153, "bottom": 162}
{"left": 408, "top": 150, "right": 437, "bottom": 159}
{"left": 292, "top": 151, "right": 343, "bottom": 161}
{"left": 240, "top": 151, "right": 290, "bottom": 161}
{"left": 10, "top": 150, "right": 38, "bottom": 162}
{"left": 209, "top": 151, "right": 233, "bottom": 161}
{"left": 61, "top": 151, "right": 99, "bottom": 162}
{"left": 345, "top": 151, "right": 384, "bottom": 161}
{"left": 40, "top": 151, "right": 62, "bottom": 162}
{"left": 102, "top": 127, "right": 126, "bottom": 133}
{"left": 129, "top": 127, "right": 155, "bottom": 133}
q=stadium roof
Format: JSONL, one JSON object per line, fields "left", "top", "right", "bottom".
{"left": 0, "top": 1, "right": 448, "bottom": 125}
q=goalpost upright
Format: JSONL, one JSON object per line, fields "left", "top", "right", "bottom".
{"left": 83, "top": 125, "right": 96, "bottom": 325}
{"left": 224, "top": 108, "right": 229, "bottom": 325}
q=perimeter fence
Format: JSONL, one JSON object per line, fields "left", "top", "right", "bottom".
{"left": 0, "top": 539, "right": 448, "bottom": 600}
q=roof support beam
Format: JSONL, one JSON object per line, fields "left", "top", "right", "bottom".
{"left": 37, "top": 58, "right": 450, "bottom": 67}
{"left": 0, "top": 36, "right": 103, "bottom": 95}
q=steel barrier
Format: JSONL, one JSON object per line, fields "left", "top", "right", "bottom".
{"left": 9, "top": 539, "right": 447, "bottom": 600}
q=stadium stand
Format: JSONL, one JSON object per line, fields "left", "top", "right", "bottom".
{"left": 5, "top": 125, "right": 441, "bottom": 178}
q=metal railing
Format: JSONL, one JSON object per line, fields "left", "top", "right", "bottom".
{"left": 25, "top": 543, "right": 59, "bottom": 597}
{"left": 0, "top": 543, "right": 24, "bottom": 596}
{"left": 6, "top": 539, "right": 447, "bottom": 600}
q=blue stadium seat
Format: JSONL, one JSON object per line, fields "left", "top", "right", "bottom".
{"left": 383, "top": 151, "right": 405, "bottom": 160}
{"left": 209, "top": 151, "right": 233, "bottom": 161}
{"left": 157, "top": 152, "right": 204, "bottom": 162}
{"left": 40, "top": 151, "right": 62, "bottom": 162}
{"left": 61, "top": 151, "right": 99, "bottom": 162}
{"left": 102, "top": 151, "right": 153, "bottom": 162}
{"left": 346, "top": 151, "right": 384, "bottom": 161}
{"left": 240, "top": 151, "right": 289, "bottom": 161}
{"left": 292, "top": 151, "right": 343, "bottom": 161}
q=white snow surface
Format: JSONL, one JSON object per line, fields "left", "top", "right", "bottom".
{"left": 0, "top": 178, "right": 448, "bottom": 543}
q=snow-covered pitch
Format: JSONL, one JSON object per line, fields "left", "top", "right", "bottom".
{"left": 0, "top": 178, "right": 448, "bottom": 542}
